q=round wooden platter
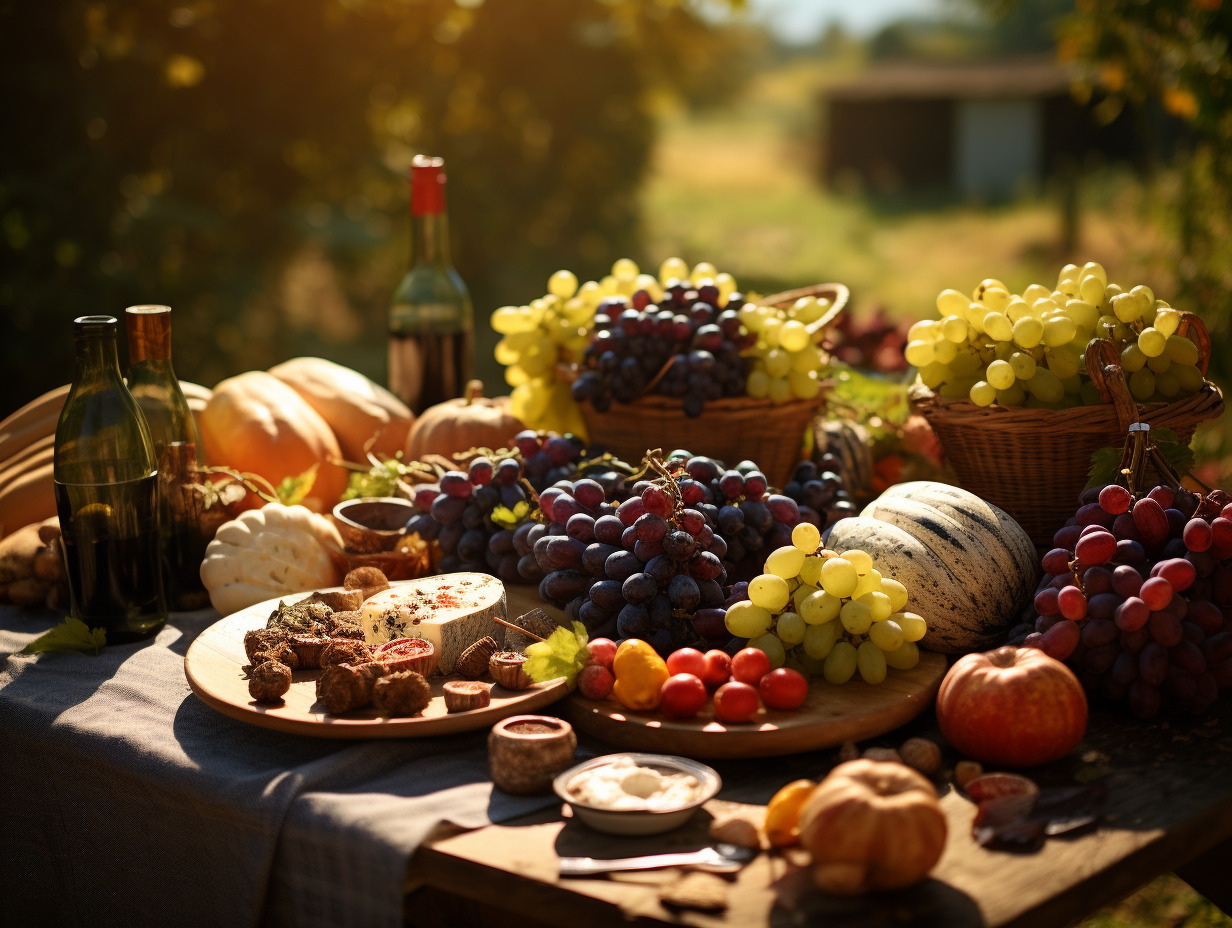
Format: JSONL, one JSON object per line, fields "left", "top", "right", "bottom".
{"left": 183, "top": 589, "right": 569, "bottom": 739}
{"left": 563, "top": 651, "right": 947, "bottom": 760}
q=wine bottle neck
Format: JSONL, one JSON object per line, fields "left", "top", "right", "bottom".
{"left": 411, "top": 211, "right": 451, "bottom": 267}
{"left": 73, "top": 320, "right": 124, "bottom": 383}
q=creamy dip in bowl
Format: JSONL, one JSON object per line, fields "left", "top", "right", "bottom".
{"left": 553, "top": 753, "right": 722, "bottom": 836}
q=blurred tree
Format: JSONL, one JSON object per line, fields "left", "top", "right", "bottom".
{"left": 1057, "top": 0, "right": 1232, "bottom": 396}
{"left": 0, "top": 0, "right": 748, "bottom": 417}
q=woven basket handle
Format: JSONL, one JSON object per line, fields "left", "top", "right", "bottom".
{"left": 1177, "top": 311, "right": 1212, "bottom": 377}
{"left": 1085, "top": 337, "right": 1139, "bottom": 432}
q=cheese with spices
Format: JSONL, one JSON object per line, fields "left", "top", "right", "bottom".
{"left": 359, "top": 573, "right": 506, "bottom": 674}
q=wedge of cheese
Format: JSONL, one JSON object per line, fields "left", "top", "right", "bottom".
{"left": 359, "top": 573, "right": 506, "bottom": 674}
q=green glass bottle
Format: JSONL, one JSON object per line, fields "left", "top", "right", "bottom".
{"left": 388, "top": 154, "right": 474, "bottom": 414}
{"left": 126, "top": 304, "right": 209, "bottom": 610}
{"left": 54, "top": 315, "right": 167, "bottom": 643}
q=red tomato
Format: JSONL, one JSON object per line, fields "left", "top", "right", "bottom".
{"left": 577, "top": 663, "right": 614, "bottom": 701}
{"left": 730, "top": 647, "right": 772, "bottom": 686}
{"left": 758, "top": 667, "right": 809, "bottom": 710}
{"left": 666, "top": 647, "right": 707, "bottom": 678}
{"left": 659, "top": 673, "right": 709, "bottom": 719}
{"left": 586, "top": 637, "right": 618, "bottom": 671}
{"left": 713, "top": 680, "right": 760, "bottom": 723}
{"left": 701, "top": 650, "right": 732, "bottom": 690}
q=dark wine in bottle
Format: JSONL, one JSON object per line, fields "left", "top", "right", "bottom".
{"left": 54, "top": 475, "right": 165, "bottom": 643}
{"left": 54, "top": 315, "right": 167, "bottom": 642}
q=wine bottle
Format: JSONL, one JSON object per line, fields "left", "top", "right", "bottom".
{"left": 388, "top": 154, "right": 474, "bottom": 414}
{"left": 54, "top": 315, "right": 167, "bottom": 642}
{"left": 126, "top": 304, "right": 209, "bottom": 610}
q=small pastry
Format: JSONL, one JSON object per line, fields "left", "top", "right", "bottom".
{"left": 443, "top": 680, "right": 491, "bottom": 713}
{"left": 489, "top": 651, "right": 533, "bottom": 690}
{"left": 372, "top": 637, "right": 437, "bottom": 676}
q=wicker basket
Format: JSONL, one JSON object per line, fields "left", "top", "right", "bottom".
{"left": 579, "top": 283, "right": 849, "bottom": 485}
{"left": 911, "top": 313, "right": 1224, "bottom": 546}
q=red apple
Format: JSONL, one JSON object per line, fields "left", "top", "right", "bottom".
{"left": 937, "top": 646, "right": 1087, "bottom": 768}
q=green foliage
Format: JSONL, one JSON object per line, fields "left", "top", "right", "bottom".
{"left": 0, "top": 1, "right": 749, "bottom": 417}
{"left": 1059, "top": 1, "right": 1232, "bottom": 408}
{"left": 21, "top": 615, "right": 107, "bottom": 656}
{"left": 523, "top": 620, "right": 590, "bottom": 686}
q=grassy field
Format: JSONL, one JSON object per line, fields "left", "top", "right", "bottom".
{"left": 640, "top": 57, "right": 1232, "bottom": 926}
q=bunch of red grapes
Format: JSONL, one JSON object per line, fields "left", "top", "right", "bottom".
{"left": 1012, "top": 483, "right": 1232, "bottom": 718}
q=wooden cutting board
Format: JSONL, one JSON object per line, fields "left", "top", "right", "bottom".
{"left": 184, "top": 585, "right": 568, "bottom": 739}
{"left": 503, "top": 586, "right": 948, "bottom": 760}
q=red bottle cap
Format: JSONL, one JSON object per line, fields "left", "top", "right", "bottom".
{"left": 410, "top": 154, "right": 447, "bottom": 216}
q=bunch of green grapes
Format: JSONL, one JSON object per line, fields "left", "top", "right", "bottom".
{"left": 905, "top": 261, "right": 1205, "bottom": 409}
{"left": 740, "top": 295, "right": 828, "bottom": 404}
{"left": 493, "top": 258, "right": 745, "bottom": 432}
{"left": 723, "top": 522, "right": 926, "bottom": 684}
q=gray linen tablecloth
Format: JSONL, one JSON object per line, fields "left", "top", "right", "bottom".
{"left": 0, "top": 605, "right": 568, "bottom": 928}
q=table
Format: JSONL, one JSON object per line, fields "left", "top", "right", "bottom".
{"left": 411, "top": 691, "right": 1232, "bottom": 928}
{"left": 3, "top": 593, "right": 1230, "bottom": 928}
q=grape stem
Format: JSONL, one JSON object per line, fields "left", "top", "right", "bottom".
{"left": 492, "top": 616, "right": 547, "bottom": 643}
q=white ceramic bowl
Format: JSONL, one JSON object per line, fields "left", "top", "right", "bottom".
{"left": 553, "top": 752, "right": 722, "bottom": 836}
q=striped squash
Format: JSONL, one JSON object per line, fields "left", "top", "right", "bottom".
{"left": 827, "top": 482, "right": 1038, "bottom": 654}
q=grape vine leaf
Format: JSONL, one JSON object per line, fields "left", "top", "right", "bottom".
{"left": 20, "top": 615, "right": 107, "bottom": 656}
{"left": 490, "top": 501, "right": 531, "bottom": 530}
{"left": 1086, "top": 428, "right": 1195, "bottom": 488}
{"left": 276, "top": 465, "right": 318, "bottom": 506}
{"left": 523, "top": 621, "right": 590, "bottom": 687}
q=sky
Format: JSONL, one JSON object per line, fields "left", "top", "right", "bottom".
{"left": 742, "top": 0, "right": 947, "bottom": 43}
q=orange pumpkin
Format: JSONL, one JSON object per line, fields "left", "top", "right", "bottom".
{"left": 269, "top": 357, "right": 413, "bottom": 463}
{"left": 197, "top": 371, "right": 347, "bottom": 513}
{"left": 405, "top": 380, "right": 523, "bottom": 460}
{"left": 798, "top": 759, "right": 947, "bottom": 895}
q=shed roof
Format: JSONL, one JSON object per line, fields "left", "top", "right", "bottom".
{"left": 825, "top": 57, "right": 1076, "bottom": 102}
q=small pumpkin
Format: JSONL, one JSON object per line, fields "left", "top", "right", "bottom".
{"left": 405, "top": 380, "right": 523, "bottom": 460}
{"left": 197, "top": 371, "right": 347, "bottom": 513}
{"left": 798, "top": 759, "right": 947, "bottom": 895}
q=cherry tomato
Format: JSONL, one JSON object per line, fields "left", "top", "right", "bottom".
{"left": 577, "top": 663, "right": 614, "bottom": 701}
{"left": 701, "top": 649, "right": 732, "bottom": 690}
{"left": 713, "top": 680, "right": 760, "bottom": 723}
{"left": 730, "top": 647, "right": 772, "bottom": 686}
{"left": 659, "top": 673, "right": 709, "bottom": 719}
{"left": 666, "top": 647, "right": 707, "bottom": 678}
{"left": 757, "top": 667, "right": 809, "bottom": 710}
{"left": 586, "top": 637, "right": 618, "bottom": 671}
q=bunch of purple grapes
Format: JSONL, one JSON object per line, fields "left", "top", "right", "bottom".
{"left": 781, "top": 455, "right": 858, "bottom": 531}
{"left": 531, "top": 473, "right": 728, "bottom": 655}
{"left": 511, "top": 429, "right": 587, "bottom": 492}
{"left": 570, "top": 280, "right": 754, "bottom": 417}
{"left": 406, "top": 454, "right": 541, "bottom": 583}
{"left": 1009, "top": 483, "right": 1232, "bottom": 718}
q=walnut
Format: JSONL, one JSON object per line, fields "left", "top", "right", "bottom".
{"left": 248, "top": 660, "right": 292, "bottom": 703}
{"left": 372, "top": 671, "right": 433, "bottom": 717}
{"left": 955, "top": 760, "right": 984, "bottom": 789}
{"left": 862, "top": 747, "right": 903, "bottom": 764}
{"left": 320, "top": 639, "right": 373, "bottom": 669}
{"left": 899, "top": 738, "right": 942, "bottom": 777}
{"left": 343, "top": 566, "right": 390, "bottom": 601}
{"left": 289, "top": 635, "right": 330, "bottom": 669}
{"left": 837, "top": 741, "right": 860, "bottom": 763}
{"left": 317, "top": 661, "right": 386, "bottom": 714}
{"left": 708, "top": 811, "right": 765, "bottom": 850}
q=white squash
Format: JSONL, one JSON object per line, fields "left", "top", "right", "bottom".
{"left": 199, "top": 503, "right": 343, "bottom": 615}
{"left": 827, "top": 482, "right": 1038, "bottom": 654}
